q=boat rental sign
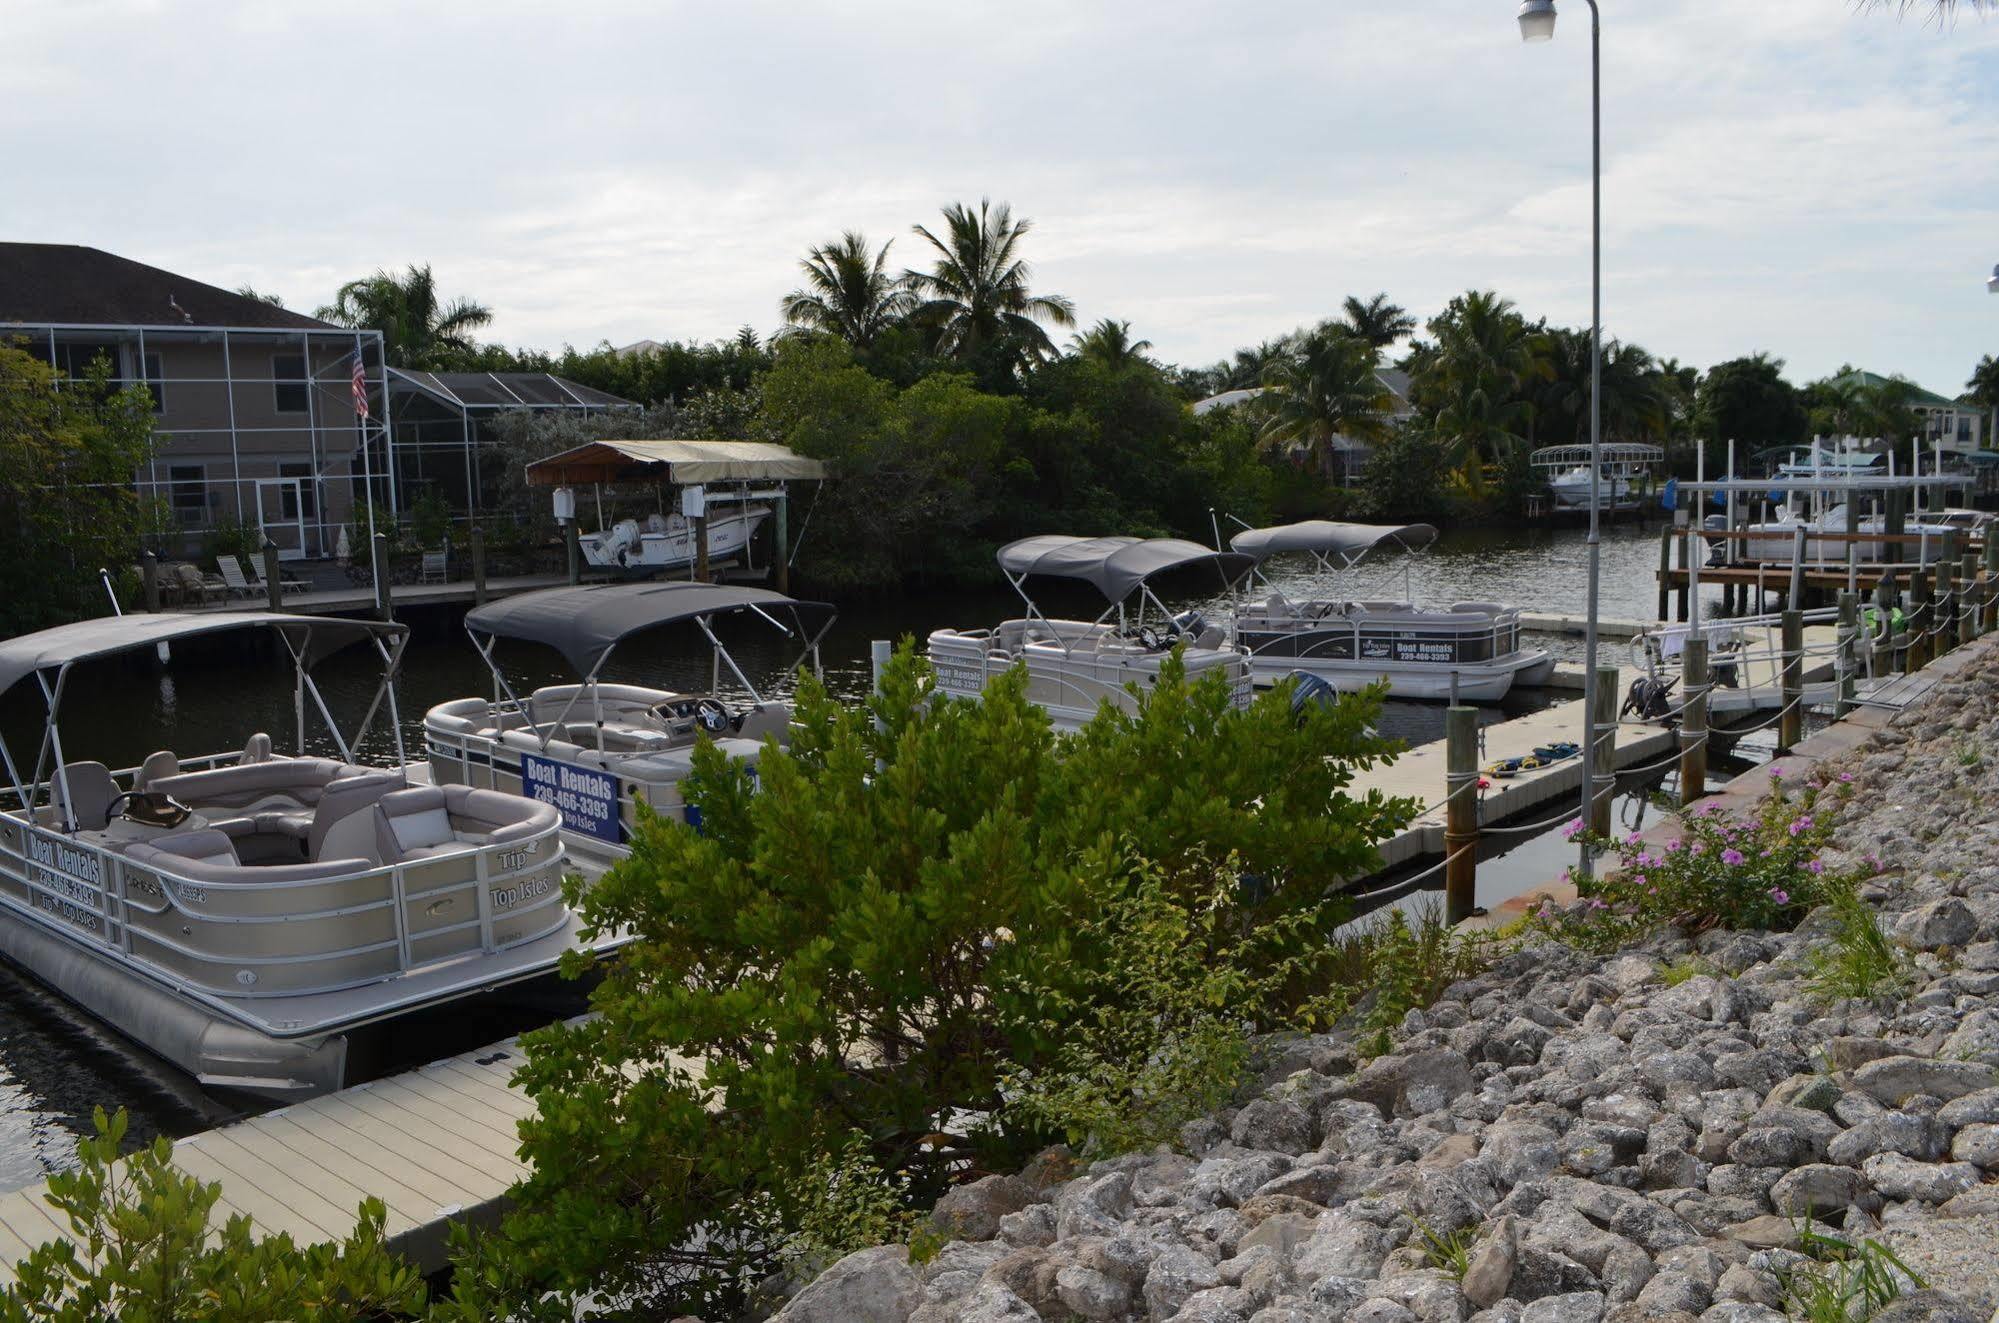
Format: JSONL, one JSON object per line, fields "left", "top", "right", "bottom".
{"left": 520, "top": 754, "right": 624, "bottom": 844}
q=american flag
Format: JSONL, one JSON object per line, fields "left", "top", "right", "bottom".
{"left": 350, "top": 348, "right": 370, "bottom": 420}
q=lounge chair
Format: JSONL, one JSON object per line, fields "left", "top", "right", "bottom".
{"left": 419, "top": 549, "right": 449, "bottom": 584}
{"left": 247, "top": 557, "right": 309, "bottom": 597}
{"left": 171, "top": 562, "right": 224, "bottom": 604}
{"left": 214, "top": 556, "right": 259, "bottom": 599}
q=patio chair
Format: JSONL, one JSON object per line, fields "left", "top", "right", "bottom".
{"left": 248, "top": 557, "right": 309, "bottom": 597}
{"left": 214, "top": 556, "right": 259, "bottom": 599}
{"left": 171, "top": 562, "right": 223, "bottom": 604}
{"left": 419, "top": 548, "right": 449, "bottom": 584}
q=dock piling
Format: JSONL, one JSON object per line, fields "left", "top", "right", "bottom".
{"left": 564, "top": 522, "right": 580, "bottom": 587}
{"left": 141, "top": 552, "right": 160, "bottom": 613}
{"left": 1937, "top": 557, "right": 1957, "bottom": 659}
{"left": 371, "top": 532, "right": 391, "bottom": 622}
{"left": 1909, "top": 569, "right": 1933, "bottom": 672}
{"left": 1778, "top": 609, "right": 1804, "bottom": 750}
{"left": 1985, "top": 537, "right": 1999, "bottom": 633}
{"left": 1444, "top": 706, "right": 1479, "bottom": 925}
{"left": 261, "top": 541, "right": 282, "bottom": 612}
{"left": 471, "top": 526, "right": 488, "bottom": 607}
{"left": 1674, "top": 530, "right": 1689, "bottom": 622}
{"left": 1657, "top": 526, "right": 1672, "bottom": 622}
{"left": 1679, "top": 637, "right": 1708, "bottom": 805}
{"left": 1836, "top": 591, "right": 1859, "bottom": 716}
{"left": 1589, "top": 664, "right": 1618, "bottom": 837}
{"left": 1960, "top": 550, "right": 1978, "bottom": 645}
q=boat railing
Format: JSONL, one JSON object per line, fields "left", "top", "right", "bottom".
{"left": 0, "top": 748, "right": 253, "bottom": 813}
{"left": 1628, "top": 606, "right": 1891, "bottom": 712}
{"left": 1236, "top": 604, "right": 1529, "bottom": 666}
{"left": 929, "top": 630, "right": 1252, "bottom": 716}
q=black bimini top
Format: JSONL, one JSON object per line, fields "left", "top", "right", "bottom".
{"left": 996, "top": 536, "right": 1255, "bottom": 602}
{"left": 1228, "top": 520, "right": 1438, "bottom": 563}
{"left": 0, "top": 612, "right": 404, "bottom": 701}
{"left": 463, "top": 581, "right": 837, "bottom": 678}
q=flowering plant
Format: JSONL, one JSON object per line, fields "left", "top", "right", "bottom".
{"left": 1539, "top": 765, "right": 1871, "bottom": 948}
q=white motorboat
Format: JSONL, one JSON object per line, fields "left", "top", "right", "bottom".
{"left": 1702, "top": 502, "right": 1970, "bottom": 567}
{"left": 927, "top": 536, "right": 1255, "bottom": 728}
{"left": 1226, "top": 521, "right": 1555, "bottom": 702}
{"left": 1533, "top": 443, "right": 1663, "bottom": 513}
{"left": 0, "top": 613, "right": 610, "bottom": 1100}
{"left": 577, "top": 504, "right": 770, "bottom": 573}
{"left": 425, "top": 582, "right": 836, "bottom": 873}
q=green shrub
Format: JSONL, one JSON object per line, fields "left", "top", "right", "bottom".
{"left": 1805, "top": 882, "right": 1910, "bottom": 1004}
{"left": 0, "top": 1108, "right": 425, "bottom": 1322}
{"left": 198, "top": 512, "right": 262, "bottom": 564}
{"left": 1321, "top": 900, "right": 1506, "bottom": 1057}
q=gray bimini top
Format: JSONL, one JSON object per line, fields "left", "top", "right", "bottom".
{"left": 0, "top": 612, "right": 405, "bottom": 702}
{"left": 1228, "top": 521, "right": 1439, "bottom": 564}
{"left": 463, "top": 581, "right": 837, "bottom": 678}
{"left": 996, "top": 536, "right": 1256, "bottom": 602}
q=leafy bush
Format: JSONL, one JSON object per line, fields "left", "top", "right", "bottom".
{"left": 440, "top": 646, "right": 1411, "bottom": 1318}
{"left": 1534, "top": 766, "right": 1864, "bottom": 950}
{"left": 0, "top": 1108, "right": 424, "bottom": 1322}
{"left": 777, "top": 1135, "right": 921, "bottom": 1271}
{"left": 1318, "top": 900, "right": 1505, "bottom": 1057}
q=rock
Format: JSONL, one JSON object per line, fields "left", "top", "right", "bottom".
{"left": 1295, "top": 1213, "right": 1399, "bottom": 1282}
{"left": 1239, "top": 1212, "right": 1318, "bottom": 1258}
{"left": 1481, "top": 1123, "right": 1562, "bottom": 1187}
{"left": 1764, "top": 1073, "right": 1841, "bottom": 1113}
{"left": 772, "top": 1245, "right": 923, "bottom": 1323}
{"left": 1940, "top": 1008, "right": 1999, "bottom": 1066}
{"left": 1506, "top": 1246, "right": 1601, "bottom": 1302}
{"left": 1868, "top": 1290, "right": 1987, "bottom": 1323}
{"left": 1519, "top": 1292, "right": 1604, "bottom": 1323}
{"left": 930, "top": 1175, "right": 1034, "bottom": 1242}
{"left": 1721, "top": 1215, "right": 1831, "bottom": 1250}
{"left": 1725, "top": 1126, "right": 1813, "bottom": 1169}
{"left": 1191, "top": 1154, "right": 1294, "bottom": 1210}
{"left": 1248, "top": 1304, "right": 1341, "bottom": 1323}
{"left": 1937, "top": 1085, "right": 1999, "bottom": 1128}
{"left": 1631, "top": 1271, "right": 1709, "bottom": 1316}
{"left": 1461, "top": 1215, "right": 1518, "bottom": 1309}
{"left": 1768, "top": 1164, "right": 1873, "bottom": 1218}
{"left": 1826, "top": 1112, "right": 1952, "bottom": 1165}
{"left": 1878, "top": 1214, "right": 1999, "bottom": 1313}
{"left": 1348, "top": 1302, "right": 1419, "bottom": 1323}
{"left": 1696, "top": 1305, "right": 1785, "bottom": 1323}
{"left": 996, "top": 1204, "right": 1056, "bottom": 1248}
{"left": 1056, "top": 1265, "right": 1134, "bottom": 1320}
{"left": 1233, "top": 1099, "right": 1315, "bottom": 1156}
{"left": 1639, "top": 1051, "right": 1717, "bottom": 1095}
{"left": 1706, "top": 1164, "right": 1782, "bottom": 1201}
{"left": 1146, "top": 1244, "right": 1224, "bottom": 1321}
{"left": 1859, "top": 1153, "right": 1981, "bottom": 1204}
{"left": 1894, "top": 898, "right": 1978, "bottom": 950}
{"left": 1852, "top": 1055, "right": 1998, "bottom": 1105}
{"left": 1949, "top": 1122, "right": 1999, "bottom": 1169}
{"left": 1712, "top": 1265, "right": 1781, "bottom": 1307}
{"left": 1346, "top": 1049, "right": 1477, "bottom": 1118}
{"left": 953, "top": 1282, "right": 1042, "bottom": 1323}
{"left": 1056, "top": 1171, "right": 1136, "bottom": 1239}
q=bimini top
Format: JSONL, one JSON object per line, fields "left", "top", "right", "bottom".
{"left": 464, "top": 581, "right": 836, "bottom": 678}
{"left": 997, "top": 536, "right": 1255, "bottom": 602}
{"left": 0, "top": 612, "right": 404, "bottom": 702}
{"left": 524, "top": 439, "right": 827, "bottom": 487}
{"left": 1229, "top": 521, "right": 1438, "bottom": 564}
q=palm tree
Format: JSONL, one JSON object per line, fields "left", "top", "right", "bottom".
{"left": 317, "top": 265, "right": 493, "bottom": 368}
{"left": 235, "top": 285, "right": 286, "bottom": 308}
{"left": 906, "top": 200, "right": 1076, "bottom": 367}
{"left": 1413, "top": 291, "right": 1545, "bottom": 488}
{"left": 1257, "top": 328, "right": 1394, "bottom": 479}
{"left": 778, "top": 232, "right": 913, "bottom": 350}
{"left": 1069, "top": 319, "right": 1154, "bottom": 370}
{"left": 1338, "top": 293, "right": 1416, "bottom": 350}
{"left": 1965, "top": 355, "right": 1999, "bottom": 409}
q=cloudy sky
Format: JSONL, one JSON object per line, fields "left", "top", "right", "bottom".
{"left": 6, "top": 1, "right": 1996, "bottom": 393}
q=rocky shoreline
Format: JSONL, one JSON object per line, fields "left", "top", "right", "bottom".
{"left": 772, "top": 636, "right": 1999, "bottom": 1323}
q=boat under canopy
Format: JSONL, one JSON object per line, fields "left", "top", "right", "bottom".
{"left": 427, "top": 582, "right": 836, "bottom": 868}
{"left": 1531, "top": 443, "right": 1662, "bottom": 514}
{"left": 928, "top": 536, "right": 1255, "bottom": 727}
{"left": 0, "top": 613, "right": 591, "bottom": 1100}
{"left": 1226, "top": 520, "right": 1553, "bottom": 703}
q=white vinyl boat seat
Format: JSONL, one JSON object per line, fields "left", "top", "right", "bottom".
{"left": 52, "top": 761, "right": 119, "bottom": 831}
{"left": 238, "top": 732, "right": 274, "bottom": 764}
{"left": 125, "top": 828, "right": 370, "bottom": 883}
{"left": 317, "top": 785, "right": 559, "bottom": 866}
{"left": 148, "top": 757, "right": 356, "bottom": 816}
{"left": 133, "top": 751, "right": 180, "bottom": 791}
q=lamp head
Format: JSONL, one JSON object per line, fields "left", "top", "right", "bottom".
{"left": 1518, "top": 0, "right": 1558, "bottom": 42}
{"left": 1988, "top": 263, "right": 1998, "bottom": 295}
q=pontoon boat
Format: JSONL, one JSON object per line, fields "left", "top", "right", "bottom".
{"left": 1226, "top": 521, "right": 1554, "bottom": 702}
{"left": 0, "top": 613, "right": 604, "bottom": 1100}
{"left": 425, "top": 582, "right": 836, "bottom": 872}
{"left": 926, "top": 536, "right": 1254, "bottom": 727}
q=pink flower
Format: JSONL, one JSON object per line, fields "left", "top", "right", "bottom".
{"left": 1588, "top": 897, "right": 1608, "bottom": 910}
{"left": 1626, "top": 831, "right": 1643, "bottom": 846}
{"left": 1689, "top": 842, "right": 1706, "bottom": 856}
{"left": 1633, "top": 874, "right": 1648, "bottom": 888}
{"left": 1839, "top": 772, "right": 1854, "bottom": 783}
{"left": 1666, "top": 839, "right": 1683, "bottom": 853}
{"left": 1722, "top": 848, "right": 1745, "bottom": 866}
{"left": 1769, "top": 887, "right": 1789, "bottom": 904}
{"left": 1562, "top": 818, "right": 1585, "bottom": 840}
{"left": 1807, "top": 859, "right": 1825, "bottom": 875}
{"left": 1769, "top": 765, "right": 1785, "bottom": 779}
{"left": 1788, "top": 815, "right": 1814, "bottom": 836}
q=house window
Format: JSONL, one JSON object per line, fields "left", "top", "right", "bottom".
{"left": 168, "top": 464, "right": 208, "bottom": 525}
{"left": 140, "top": 352, "right": 165, "bottom": 413}
{"left": 273, "top": 353, "right": 308, "bottom": 414}
{"left": 278, "top": 461, "right": 317, "bottom": 519}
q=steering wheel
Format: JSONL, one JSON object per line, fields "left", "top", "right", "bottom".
{"left": 1137, "top": 626, "right": 1166, "bottom": 651}
{"left": 107, "top": 790, "right": 193, "bottom": 828}
{"left": 695, "top": 698, "right": 733, "bottom": 733}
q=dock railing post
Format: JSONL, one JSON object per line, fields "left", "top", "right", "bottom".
{"left": 1779, "top": 608, "right": 1804, "bottom": 750}
{"left": 1589, "top": 664, "right": 1619, "bottom": 837}
{"left": 1960, "top": 550, "right": 1978, "bottom": 645}
{"left": 1909, "top": 568, "right": 1933, "bottom": 672}
{"left": 564, "top": 521, "right": 580, "bottom": 587}
{"left": 1444, "top": 706, "right": 1479, "bottom": 926}
{"left": 1936, "top": 556, "right": 1957, "bottom": 659}
{"left": 1885, "top": 488, "right": 1907, "bottom": 568}
{"left": 141, "top": 551, "right": 160, "bottom": 613}
{"left": 1836, "top": 590, "right": 1859, "bottom": 716}
{"left": 1657, "top": 525, "right": 1672, "bottom": 622}
{"left": 471, "top": 525, "right": 488, "bottom": 607}
{"left": 1680, "top": 636, "right": 1708, "bottom": 805}
{"left": 261, "top": 540, "right": 282, "bottom": 612}
{"left": 1985, "top": 536, "right": 1999, "bottom": 633}
{"left": 1674, "top": 528, "right": 1690, "bottom": 622}
{"left": 371, "top": 532, "right": 392, "bottom": 622}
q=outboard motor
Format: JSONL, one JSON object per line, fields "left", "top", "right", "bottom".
{"left": 1621, "top": 673, "right": 1679, "bottom": 721}
{"left": 1288, "top": 670, "right": 1342, "bottom": 723}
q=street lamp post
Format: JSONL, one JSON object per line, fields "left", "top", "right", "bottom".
{"left": 1518, "top": 0, "right": 1610, "bottom": 877}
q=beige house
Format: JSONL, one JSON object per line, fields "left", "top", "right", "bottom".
{"left": 0, "top": 244, "right": 390, "bottom": 560}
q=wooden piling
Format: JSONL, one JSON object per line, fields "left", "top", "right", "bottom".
{"left": 261, "top": 542, "right": 282, "bottom": 612}
{"left": 1961, "top": 550, "right": 1979, "bottom": 644}
{"left": 564, "top": 521, "right": 580, "bottom": 587}
{"left": 1884, "top": 488, "right": 1907, "bottom": 566}
{"left": 1589, "top": 664, "right": 1619, "bottom": 837}
{"left": 1936, "top": 558, "right": 1957, "bottom": 658}
{"left": 1657, "top": 525, "right": 1672, "bottom": 622}
{"left": 1679, "top": 637, "right": 1708, "bottom": 805}
{"left": 1444, "top": 706, "right": 1479, "bottom": 925}
{"left": 1675, "top": 530, "right": 1689, "bottom": 622}
{"left": 1985, "top": 536, "right": 1999, "bottom": 633}
{"left": 1908, "top": 569, "right": 1933, "bottom": 672}
{"left": 1836, "top": 591, "right": 1859, "bottom": 717}
{"left": 141, "top": 551, "right": 160, "bottom": 613}
{"left": 1779, "top": 609, "right": 1804, "bottom": 751}
{"left": 471, "top": 526, "right": 488, "bottom": 607}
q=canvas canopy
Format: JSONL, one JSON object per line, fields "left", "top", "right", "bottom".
{"left": 464, "top": 582, "right": 836, "bottom": 679}
{"left": 524, "top": 439, "right": 827, "bottom": 487}
{"left": 996, "top": 536, "right": 1255, "bottom": 602}
{"left": 0, "top": 613, "right": 404, "bottom": 703}
{"left": 1228, "top": 521, "right": 1438, "bottom": 563}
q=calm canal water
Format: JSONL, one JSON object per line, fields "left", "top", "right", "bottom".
{"left": 0, "top": 521, "right": 1736, "bottom": 1188}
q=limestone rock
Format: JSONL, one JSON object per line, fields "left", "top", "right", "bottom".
{"left": 772, "top": 1245, "right": 922, "bottom": 1323}
{"left": 1852, "top": 1056, "right": 1997, "bottom": 1106}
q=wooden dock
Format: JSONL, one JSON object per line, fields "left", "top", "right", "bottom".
{"left": 0, "top": 1035, "right": 538, "bottom": 1282}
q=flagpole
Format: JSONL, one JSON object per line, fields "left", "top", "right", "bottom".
{"left": 352, "top": 332, "right": 378, "bottom": 549}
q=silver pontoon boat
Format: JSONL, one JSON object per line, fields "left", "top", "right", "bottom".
{"left": 0, "top": 613, "right": 602, "bottom": 1100}
{"left": 926, "top": 536, "right": 1255, "bottom": 727}
{"left": 425, "top": 582, "right": 836, "bottom": 873}
{"left": 1227, "top": 521, "right": 1554, "bottom": 702}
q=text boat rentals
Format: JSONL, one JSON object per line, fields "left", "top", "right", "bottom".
{"left": 1227, "top": 520, "right": 1554, "bottom": 702}
{"left": 0, "top": 613, "right": 606, "bottom": 1100}
{"left": 927, "top": 536, "right": 1254, "bottom": 727}
{"left": 424, "top": 582, "right": 836, "bottom": 872}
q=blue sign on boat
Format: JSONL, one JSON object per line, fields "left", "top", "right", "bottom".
{"left": 519, "top": 753, "right": 624, "bottom": 845}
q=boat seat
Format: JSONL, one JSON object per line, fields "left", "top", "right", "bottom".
{"left": 319, "top": 785, "right": 556, "bottom": 866}
{"left": 305, "top": 771, "right": 404, "bottom": 861}
{"left": 735, "top": 704, "right": 790, "bottom": 743}
{"left": 1192, "top": 625, "right": 1226, "bottom": 649}
{"left": 380, "top": 787, "right": 463, "bottom": 860}
{"left": 51, "top": 761, "right": 119, "bottom": 831}
{"left": 149, "top": 758, "right": 352, "bottom": 814}
{"left": 238, "top": 732, "right": 274, "bottom": 764}
{"left": 133, "top": 751, "right": 180, "bottom": 791}
{"left": 1262, "top": 594, "right": 1293, "bottom": 618}
{"left": 135, "top": 828, "right": 241, "bottom": 868}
